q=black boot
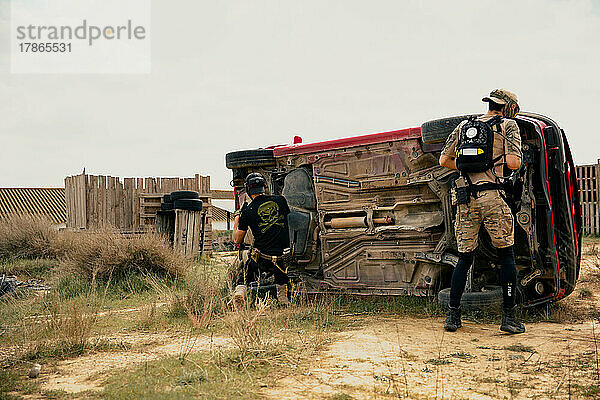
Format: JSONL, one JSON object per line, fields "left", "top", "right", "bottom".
{"left": 444, "top": 306, "right": 462, "bottom": 332}
{"left": 500, "top": 306, "right": 525, "bottom": 334}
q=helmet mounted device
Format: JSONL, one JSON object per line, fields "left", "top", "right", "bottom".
{"left": 245, "top": 172, "right": 266, "bottom": 195}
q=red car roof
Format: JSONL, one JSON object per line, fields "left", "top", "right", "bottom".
{"left": 272, "top": 115, "right": 548, "bottom": 158}
{"left": 272, "top": 127, "right": 422, "bottom": 157}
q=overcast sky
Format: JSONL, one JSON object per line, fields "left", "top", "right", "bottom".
{"left": 1, "top": 0, "right": 599, "bottom": 189}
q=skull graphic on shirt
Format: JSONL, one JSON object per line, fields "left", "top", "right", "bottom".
{"left": 257, "top": 201, "right": 284, "bottom": 233}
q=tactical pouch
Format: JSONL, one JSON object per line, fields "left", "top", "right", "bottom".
{"left": 454, "top": 176, "right": 470, "bottom": 205}
{"left": 455, "top": 186, "right": 470, "bottom": 205}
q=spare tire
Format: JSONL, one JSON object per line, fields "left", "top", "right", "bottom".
{"left": 437, "top": 285, "right": 503, "bottom": 311}
{"left": 226, "top": 149, "right": 276, "bottom": 169}
{"left": 161, "top": 202, "right": 174, "bottom": 211}
{"left": 156, "top": 209, "right": 175, "bottom": 216}
{"left": 174, "top": 199, "right": 203, "bottom": 211}
{"left": 170, "top": 191, "right": 200, "bottom": 201}
{"left": 421, "top": 115, "right": 481, "bottom": 144}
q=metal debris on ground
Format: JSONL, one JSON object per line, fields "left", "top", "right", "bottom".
{"left": 0, "top": 274, "right": 51, "bottom": 298}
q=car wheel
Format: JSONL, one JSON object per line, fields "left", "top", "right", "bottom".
{"left": 173, "top": 199, "right": 203, "bottom": 211}
{"left": 170, "top": 191, "right": 200, "bottom": 201}
{"left": 421, "top": 115, "right": 481, "bottom": 144}
{"left": 225, "top": 149, "right": 276, "bottom": 169}
{"left": 437, "top": 285, "right": 503, "bottom": 311}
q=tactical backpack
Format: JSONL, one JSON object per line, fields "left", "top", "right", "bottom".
{"left": 456, "top": 115, "right": 503, "bottom": 173}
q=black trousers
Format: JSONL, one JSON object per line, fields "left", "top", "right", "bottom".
{"left": 449, "top": 246, "right": 517, "bottom": 309}
{"left": 236, "top": 258, "right": 289, "bottom": 286}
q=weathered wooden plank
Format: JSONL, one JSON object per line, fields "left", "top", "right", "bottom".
{"left": 173, "top": 209, "right": 204, "bottom": 257}
{"left": 76, "top": 174, "right": 86, "bottom": 229}
{"left": 170, "top": 178, "right": 179, "bottom": 192}
{"left": 64, "top": 177, "right": 70, "bottom": 227}
{"left": 144, "top": 178, "right": 154, "bottom": 194}
{"left": 135, "top": 178, "right": 143, "bottom": 231}
{"left": 64, "top": 177, "right": 71, "bottom": 227}
{"left": 89, "top": 175, "right": 98, "bottom": 228}
{"left": 73, "top": 176, "right": 78, "bottom": 228}
{"left": 98, "top": 175, "right": 106, "bottom": 229}
{"left": 596, "top": 162, "right": 600, "bottom": 235}
{"left": 586, "top": 166, "right": 591, "bottom": 234}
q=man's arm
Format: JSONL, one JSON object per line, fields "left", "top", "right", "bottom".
{"left": 233, "top": 214, "right": 246, "bottom": 245}
{"left": 439, "top": 154, "right": 457, "bottom": 170}
{"left": 439, "top": 124, "right": 460, "bottom": 170}
{"left": 233, "top": 204, "right": 249, "bottom": 245}
{"left": 504, "top": 120, "right": 522, "bottom": 170}
{"left": 506, "top": 154, "right": 521, "bottom": 170}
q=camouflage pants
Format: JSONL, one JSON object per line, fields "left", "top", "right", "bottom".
{"left": 454, "top": 190, "right": 514, "bottom": 253}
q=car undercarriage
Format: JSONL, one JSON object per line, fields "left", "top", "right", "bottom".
{"left": 226, "top": 112, "right": 582, "bottom": 307}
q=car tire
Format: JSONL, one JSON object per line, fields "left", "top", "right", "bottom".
{"left": 437, "top": 285, "right": 503, "bottom": 311}
{"left": 225, "top": 149, "right": 276, "bottom": 169}
{"left": 421, "top": 115, "right": 481, "bottom": 144}
{"left": 173, "top": 199, "right": 203, "bottom": 211}
{"left": 161, "top": 202, "right": 174, "bottom": 211}
{"left": 170, "top": 191, "right": 200, "bottom": 201}
{"left": 156, "top": 209, "right": 175, "bottom": 216}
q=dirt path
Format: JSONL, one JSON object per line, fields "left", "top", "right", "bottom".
{"left": 41, "top": 332, "right": 232, "bottom": 394}
{"left": 266, "top": 316, "right": 600, "bottom": 400}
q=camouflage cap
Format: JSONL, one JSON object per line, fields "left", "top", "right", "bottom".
{"left": 482, "top": 89, "right": 520, "bottom": 118}
{"left": 482, "top": 89, "right": 518, "bottom": 105}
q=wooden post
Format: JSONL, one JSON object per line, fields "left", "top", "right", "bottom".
{"left": 156, "top": 210, "right": 175, "bottom": 244}
{"left": 174, "top": 209, "right": 204, "bottom": 257}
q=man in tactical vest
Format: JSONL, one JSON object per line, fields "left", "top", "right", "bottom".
{"left": 439, "top": 89, "right": 525, "bottom": 334}
{"left": 232, "top": 172, "right": 291, "bottom": 305}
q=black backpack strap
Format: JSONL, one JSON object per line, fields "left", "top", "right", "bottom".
{"left": 462, "top": 173, "right": 477, "bottom": 199}
{"left": 494, "top": 117, "right": 503, "bottom": 135}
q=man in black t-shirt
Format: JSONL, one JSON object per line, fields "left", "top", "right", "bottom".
{"left": 232, "top": 172, "right": 291, "bottom": 304}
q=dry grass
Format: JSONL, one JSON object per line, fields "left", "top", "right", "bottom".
{"left": 0, "top": 215, "right": 187, "bottom": 284}
{"left": 59, "top": 229, "right": 186, "bottom": 282}
{"left": 0, "top": 215, "right": 191, "bottom": 382}
{"left": 2, "top": 291, "right": 100, "bottom": 362}
{"left": 0, "top": 216, "right": 61, "bottom": 260}
{"left": 222, "top": 298, "right": 272, "bottom": 355}
{"left": 156, "top": 260, "right": 229, "bottom": 329}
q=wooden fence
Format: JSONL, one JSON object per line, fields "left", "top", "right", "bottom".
{"left": 65, "top": 172, "right": 211, "bottom": 232}
{"left": 576, "top": 160, "right": 600, "bottom": 235}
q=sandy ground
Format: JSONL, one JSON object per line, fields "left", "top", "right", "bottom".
{"left": 10, "top": 245, "right": 600, "bottom": 399}
{"left": 265, "top": 317, "right": 599, "bottom": 400}
{"left": 264, "top": 244, "right": 600, "bottom": 400}
{"left": 41, "top": 332, "right": 232, "bottom": 394}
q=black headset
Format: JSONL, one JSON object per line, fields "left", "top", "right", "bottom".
{"left": 245, "top": 172, "right": 266, "bottom": 193}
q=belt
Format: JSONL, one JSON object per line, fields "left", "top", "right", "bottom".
{"left": 470, "top": 183, "right": 502, "bottom": 194}
{"left": 250, "top": 248, "right": 288, "bottom": 274}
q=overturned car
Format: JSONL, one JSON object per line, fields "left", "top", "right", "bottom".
{"left": 226, "top": 112, "right": 582, "bottom": 307}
